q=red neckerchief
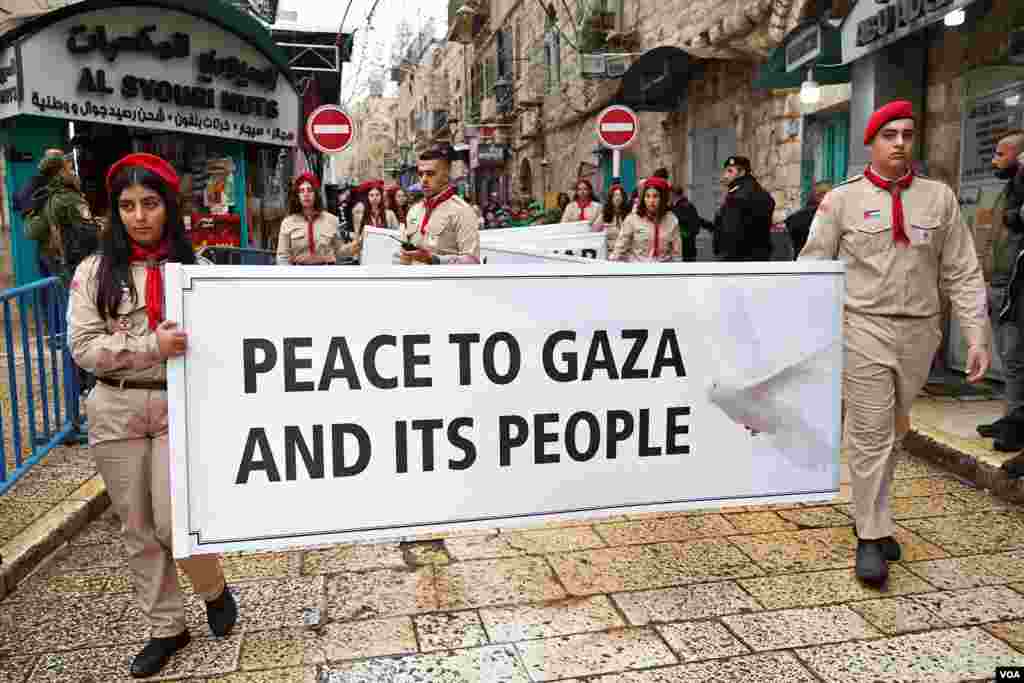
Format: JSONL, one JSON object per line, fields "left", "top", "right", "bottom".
{"left": 863, "top": 166, "right": 913, "bottom": 246}
{"left": 305, "top": 212, "right": 320, "bottom": 256}
{"left": 129, "top": 238, "right": 171, "bottom": 331}
{"left": 646, "top": 215, "right": 662, "bottom": 259}
{"left": 421, "top": 187, "right": 456, "bottom": 237}
{"left": 576, "top": 199, "right": 592, "bottom": 219}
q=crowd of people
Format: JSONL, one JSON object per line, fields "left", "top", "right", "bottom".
{"left": 12, "top": 98, "right": 1024, "bottom": 676}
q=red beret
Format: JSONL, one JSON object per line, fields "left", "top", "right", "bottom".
{"left": 864, "top": 100, "right": 914, "bottom": 145}
{"left": 293, "top": 173, "right": 320, "bottom": 191}
{"left": 643, "top": 176, "right": 671, "bottom": 193}
{"left": 106, "top": 153, "right": 180, "bottom": 194}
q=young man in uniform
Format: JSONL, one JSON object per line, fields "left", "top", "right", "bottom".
{"left": 396, "top": 145, "right": 480, "bottom": 265}
{"left": 800, "top": 100, "right": 991, "bottom": 587}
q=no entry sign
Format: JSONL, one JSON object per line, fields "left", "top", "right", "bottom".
{"left": 306, "top": 105, "right": 355, "bottom": 154}
{"left": 596, "top": 105, "right": 639, "bottom": 150}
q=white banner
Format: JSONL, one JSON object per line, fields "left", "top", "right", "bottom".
{"left": 167, "top": 262, "right": 844, "bottom": 557}
{"left": 359, "top": 227, "right": 602, "bottom": 265}
{"left": 482, "top": 221, "right": 592, "bottom": 241}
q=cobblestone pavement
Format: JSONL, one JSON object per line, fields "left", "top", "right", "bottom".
{"left": 3, "top": 449, "right": 1024, "bottom": 682}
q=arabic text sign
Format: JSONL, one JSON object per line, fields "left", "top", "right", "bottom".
{"left": 167, "top": 262, "right": 844, "bottom": 557}
{"left": 12, "top": 7, "right": 299, "bottom": 146}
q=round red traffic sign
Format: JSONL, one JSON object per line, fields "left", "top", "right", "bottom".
{"left": 596, "top": 105, "right": 639, "bottom": 150}
{"left": 306, "top": 105, "right": 356, "bottom": 154}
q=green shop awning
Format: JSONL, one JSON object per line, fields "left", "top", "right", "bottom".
{"left": 753, "top": 24, "right": 850, "bottom": 91}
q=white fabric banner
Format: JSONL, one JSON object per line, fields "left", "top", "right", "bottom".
{"left": 359, "top": 227, "right": 603, "bottom": 264}
{"left": 166, "top": 262, "right": 844, "bottom": 557}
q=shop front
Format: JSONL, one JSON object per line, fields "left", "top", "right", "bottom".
{"left": 838, "top": 0, "right": 1024, "bottom": 379}
{"left": 0, "top": 0, "right": 300, "bottom": 285}
{"left": 470, "top": 138, "right": 510, "bottom": 205}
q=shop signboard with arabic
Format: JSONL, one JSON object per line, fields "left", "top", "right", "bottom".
{"left": 7, "top": 6, "right": 299, "bottom": 146}
{"left": 960, "top": 84, "right": 1024, "bottom": 189}
{"left": 841, "top": 0, "right": 979, "bottom": 64}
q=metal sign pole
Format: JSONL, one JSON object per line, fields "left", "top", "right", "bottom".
{"left": 613, "top": 149, "right": 621, "bottom": 179}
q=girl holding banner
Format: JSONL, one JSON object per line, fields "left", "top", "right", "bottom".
{"left": 612, "top": 176, "right": 682, "bottom": 262}
{"left": 68, "top": 153, "right": 239, "bottom": 678}
{"left": 275, "top": 173, "right": 344, "bottom": 265}
{"left": 597, "top": 183, "right": 631, "bottom": 259}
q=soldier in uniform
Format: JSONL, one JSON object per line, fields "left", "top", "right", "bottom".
{"left": 396, "top": 146, "right": 480, "bottom": 265}
{"left": 716, "top": 156, "right": 775, "bottom": 261}
{"left": 612, "top": 176, "right": 682, "bottom": 262}
{"left": 800, "top": 101, "right": 991, "bottom": 586}
{"left": 68, "top": 154, "right": 238, "bottom": 678}
{"left": 561, "top": 178, "right": 603, "bottom": 226}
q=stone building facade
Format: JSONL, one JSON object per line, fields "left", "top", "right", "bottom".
{"left": 334, "top": 96, "right": 399, "bottom": 183}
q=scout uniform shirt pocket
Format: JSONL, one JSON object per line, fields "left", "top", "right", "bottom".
{"left": 109, "top": 286, "right": 147, "bottom": 335}
{"left": 845, "top": 207, "right": 891, "bottom": 259}
{"left": 907, "top": 216, "right": 944, "bottom": 251}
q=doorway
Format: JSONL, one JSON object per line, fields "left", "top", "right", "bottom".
{"left": 687, "top": 127, "right": 736, "bottom": 223}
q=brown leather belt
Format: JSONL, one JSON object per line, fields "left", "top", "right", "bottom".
{"left": 96, "top": 376, "right": 168, "bottom": 391}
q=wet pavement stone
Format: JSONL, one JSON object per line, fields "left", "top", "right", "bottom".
{"left": 6, "top": 449, "right": 1024, "bottom": 681}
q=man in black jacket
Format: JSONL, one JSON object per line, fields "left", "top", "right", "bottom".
{"left": 715, "top": 156, "right": 776, "bottom": 261}
{"left": 978, "top": 130, "right": 1024, "bottom": 462}
{"left": 785, "top": 181, "right": 833, "bottom": 259}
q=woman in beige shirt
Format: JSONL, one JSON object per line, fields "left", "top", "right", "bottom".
{"left": 596, "top": 183, "right": 630, "bottom": 259}
{"left": 612, "top": 176, "right": 682, "bottom": 262}
{"left": 275, "top": 173, "right": 342, "bottom": 265}
{"left": 561, "top": 178, "right": 603, "bottom": 226}
{"left": 354, "top": 180, "right": 399, "bottom": 236}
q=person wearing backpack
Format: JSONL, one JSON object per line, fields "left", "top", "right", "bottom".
{"left": 24, "top": 149, "right": 100, "bottom": 287}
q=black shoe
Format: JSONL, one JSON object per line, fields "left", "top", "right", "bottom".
{"left": 205, "top": 586, "right": 238, "bottom": 637}
{"left": 854, "top": 527, "right": 901, "bottom": 562}
{"left": 1003, "top": 452, "right": 1024, "bottom": 479}
{"left": 994, "top": 414, "right": 1024, "bottom": 451}
{"left": 855, "top": 540, "right": 889, "bottom": 587}
{"left": 978, "top": 417, "right": 1010, "bottom": 438}
{"left": 130, "top": 630, "right": 191, "bottom": 678}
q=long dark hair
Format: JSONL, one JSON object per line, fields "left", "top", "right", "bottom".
{"left": 95, "top": 167, "right": 195, "bottom": 321}
{"left": 287, "top": 178, "right": 324, "bottom": 215}
{"left": 602, "top": 186, "right": 630, "bottom": 223}
{"left": 636, "top": 186, "right": 669, "bottom": 223}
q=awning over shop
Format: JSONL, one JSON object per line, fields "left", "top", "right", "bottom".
{"left": 613, "top": 46, "right": 699, "bottom": 113}
{"left": 753, "top": 23, "right": 850, "bottom": 90}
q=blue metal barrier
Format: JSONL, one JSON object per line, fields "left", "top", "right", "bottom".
{"left": 0, "top": 277, "right": 83, "bottom": 495}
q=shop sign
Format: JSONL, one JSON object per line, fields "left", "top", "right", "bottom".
{"left": 786, "top": 24, "right": 821, "bottom": 73}
{"left": 842, "top": 0, "right": 978, "bottom": 64}
{"left": 8, "top": 7, "right": 299, "bottom": 146}
{"left": 960, "top": 82, "right": 1024, "bottom": 188}
{"left": 0, "top": 45, "right": 21, "bottom": 120}
{"left": 477, "top": 143, "right": 507, "bottom": 164}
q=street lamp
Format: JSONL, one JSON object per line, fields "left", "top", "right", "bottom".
{"left": 943, "top": 8, "right": 965, "bottom": 27}
{"left": 800, "top": 67, "right": 821, "bottom": 105}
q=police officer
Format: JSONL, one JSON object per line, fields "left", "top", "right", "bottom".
{"left": 69, "top": 154, "right": 238, "bottom": 677}
{"left": 800, "top": 101, "right": 991, "bottom": 587}
{"left": 396, "top": 145, "right": 480, "bottom": 265}
{"left": 979, "top": 130, "right": 1024, "bottom": 458}
{"left": 716, "top": 156, "right": 775, "bottom": 261}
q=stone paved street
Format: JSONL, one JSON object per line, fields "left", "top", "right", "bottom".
{"left": 3, "top": 447, "right": 1024, "bottom": 682}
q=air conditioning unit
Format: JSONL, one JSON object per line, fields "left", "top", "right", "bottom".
{"left": 606, "top": 54, "right": 629, "bottom": 78}
{"left": 580, "top": 54, "right": 607, "bottom": 79}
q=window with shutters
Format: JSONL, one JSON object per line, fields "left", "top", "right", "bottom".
{"left": 544, "top": 19, "right": 560, "bottom": 95}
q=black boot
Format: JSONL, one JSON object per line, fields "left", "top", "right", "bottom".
{"left": 205, "top": 586, "right": 238, "bottom": 637}
{"left": 855, "top": 540, "right": 889, "bottom": 587}
{"left": 994, "top": 411, "right": 1024, "bottom": 451}
{"left": 130, "top": 630, "right": 191, "bottom": 678}
{"left": 854, "top": 526, "right": 901, "bottom": 562}
{"left": 1003, "top": 452, "right": 1024, "bottom": 479}
{"left": 978, "top": 416, "right": 1011, "bottom": 438}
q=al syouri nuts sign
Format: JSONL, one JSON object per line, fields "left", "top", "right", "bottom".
{"left": 0, "top": 5, "right": 299, "bottom": 146}
{"left": 841, "top": 0, "right": 980, "bottom": 64}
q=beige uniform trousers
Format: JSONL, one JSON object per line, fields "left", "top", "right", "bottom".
{"left": 843, "top": 311, "right": 941, "bottom": 539}
{"left": 87, "top": 383, "right": 225, "bottom": 638}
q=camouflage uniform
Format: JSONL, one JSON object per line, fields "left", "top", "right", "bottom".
{"left": 26, "top": 175, "right": 98, "bottom": 285}
{"left": 800, "top": 174, "right": 989, "bottom": 540}
{"left": 612, "top": 212, "right": 682, "bottom": 262}
{"left": 400, "top": 192, "right": 480, "bottom": 263}
{"left": 68, "top": 254, "right": 226, "bottom": 638}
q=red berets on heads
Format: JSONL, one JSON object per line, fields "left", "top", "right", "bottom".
{"left": 106, "top": 153, "right": 180, "bottom": 194}
{"left": 864, "top": 100, "right": 915, "bottom": 145}
{"left": 643, "top": 176, "right": 671, "bottom": 193}
{"left": 293, "top": 173, "right": 321, "bottom": 191}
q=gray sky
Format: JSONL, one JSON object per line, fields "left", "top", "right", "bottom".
{"left": 275, "top": 0, "right": 447, "bottom": 103}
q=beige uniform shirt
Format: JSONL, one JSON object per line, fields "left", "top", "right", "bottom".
{"left": 613, "top": 213, "right": 682, "bottom": 262}
{"left": 401, "top": 193, "right": 481, "bottom": 263}
{"left": 596, "top": 215, "right": 625, "bottom": 258}
{"left": 275, "top": 212, "right": 342, "bottom": 265}
{"left": 800, "top": 174, "right": 990, "bottom": 348}
{"left": 562, "top": 201, "right": 603, "bottom": 226}
{"left": 68, "top": 255, "right": 166, "bottom": 383}
{"left": 355, "top": 206, "right": 399, "bottom": 235}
